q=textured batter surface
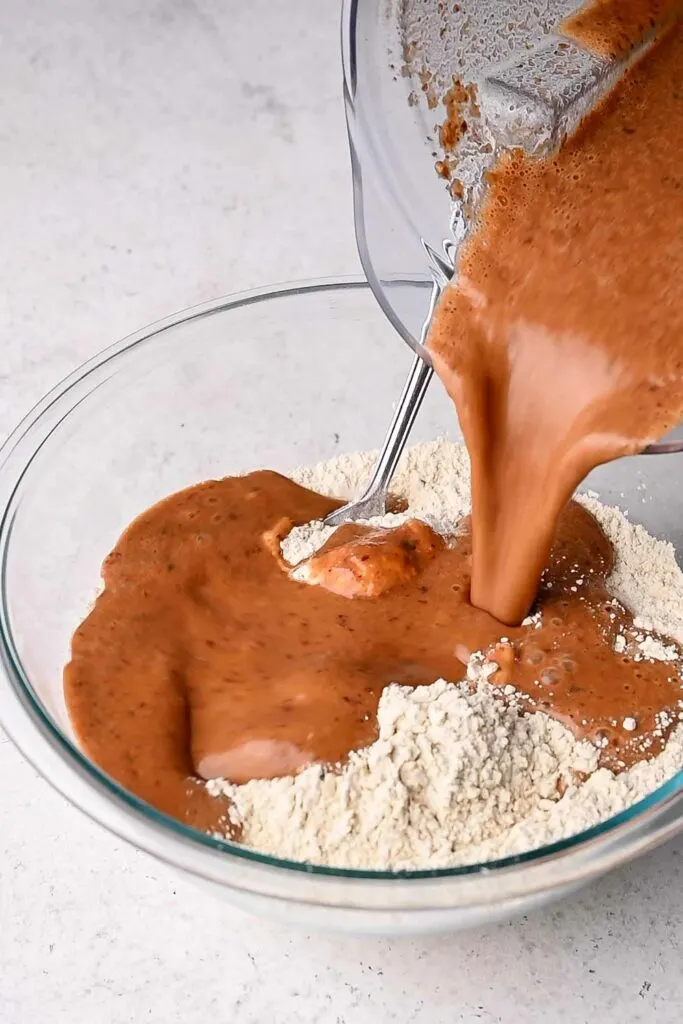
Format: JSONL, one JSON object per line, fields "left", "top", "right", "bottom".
{"left": 208, "top": 441, "right": 683, "bottom": 870}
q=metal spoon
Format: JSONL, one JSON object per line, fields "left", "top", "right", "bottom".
{"left": 322, "top": 352, "right": 433, "bottom": 527}
{"left": 323, "top": 242, "right": 454, "bottom": 528}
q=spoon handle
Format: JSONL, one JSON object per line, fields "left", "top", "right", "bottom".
{"left": 324, "top": 354, "right": 433, "bottom": 526}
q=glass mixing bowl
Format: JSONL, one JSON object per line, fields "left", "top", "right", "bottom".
{"left": 0, "top": 279, "right": 682, "bottom": 936}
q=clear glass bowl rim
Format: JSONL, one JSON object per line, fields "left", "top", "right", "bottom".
{"left": 0, "top": 276, "right": 681, "bottom": 897}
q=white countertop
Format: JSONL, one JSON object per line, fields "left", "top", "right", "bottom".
{"left": 0, "top": 2, "right": 681, "bottom": 1020}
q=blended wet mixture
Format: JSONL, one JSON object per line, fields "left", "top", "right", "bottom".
{"left": 430, "top": 10, "right": 683, "bottom": 624}
{"left": 562, "top": 0, "right": 682, "bottom": 57}
{"left": 65, "top": 7, "right": 683, "bottom": 833}
{"left": 65, "top": 471, "right": 683, "bottom": 827}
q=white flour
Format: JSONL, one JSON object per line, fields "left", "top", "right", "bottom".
{"left": 208, "top": 441, "right": 683, "bottom": 870}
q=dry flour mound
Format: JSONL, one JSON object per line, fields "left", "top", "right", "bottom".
{"left": 211, "top": 661, "right": 600, "bottom": 870}
{"left": 208, "top": 441, "right": 683, "bottom": 870}
{"left": 579, "top": 493, "right": 683, "bottom": 645}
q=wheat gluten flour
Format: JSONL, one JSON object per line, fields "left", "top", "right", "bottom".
{"left": 207, "top": 441, "right": 683, "bottom": 870}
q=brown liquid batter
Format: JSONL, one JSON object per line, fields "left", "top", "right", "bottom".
{"left": 64, "top": 8, "right": 683, "bottom": 830}
{"left": 65, "top": 472, "right": 683, "bottom": 827}
{"left": 429, "top": 13, "right": 683, "bottom": 625}
{"left": 562, "top": 0, "right": 682, "bottom": 58}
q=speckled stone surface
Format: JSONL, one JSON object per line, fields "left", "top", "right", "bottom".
{"left": 0, "top": 2, "right": 681, "bottom": 1021}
